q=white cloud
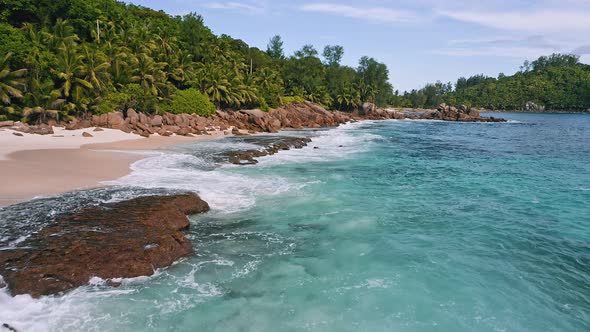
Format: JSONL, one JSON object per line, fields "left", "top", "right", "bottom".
{"left": 300, "top": 3, "right": 420, "bottom": 24}
{"left": 430, "top": 46, "right": 561, "bottom": 59}
{"left": 438, "top": 9, "right": 590, "bottom": 34}
{"left": 448, "top": 35, "right": 559, "bottom": 50}
{"left": 205, "top": 1, "right": 266, "bottom": 14}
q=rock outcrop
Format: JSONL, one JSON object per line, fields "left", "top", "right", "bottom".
{"left": 0, "top": 193, "right": 209, "bottom": 298}
{"left": 420, "top": 103, "right": 506, "bottom": 122}
{"left": 525, "top": 101, "right": 545, "bottom": 112}
{"left": 225, "top": 137, "right": 312, "bottom": 165}
{"left": 1, "top": 101, "right": 506, "bottom": 136}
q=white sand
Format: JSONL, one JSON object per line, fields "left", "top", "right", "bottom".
{"left": 0, "top": 127, "right": 142, "bottom": 160}
{"left": 0, "top": 127, "right": 227, "bottom": 207}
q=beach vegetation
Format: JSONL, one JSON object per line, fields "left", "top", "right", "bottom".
{"left": 161, "top": 88, "right": 216, "bottom": 116}
{"left": 0, "top": 0, "right": 396, "bottom": 122}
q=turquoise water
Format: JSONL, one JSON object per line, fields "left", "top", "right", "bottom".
{"left": 1, "top": 113, "right": 590, "bottom": 331}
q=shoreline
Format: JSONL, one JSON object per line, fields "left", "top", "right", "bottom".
{"left": 0, "top": 128, "right": 225, "bottom": 208}
{"left": 0, "top": 102, "right": 504, "bottom": 208}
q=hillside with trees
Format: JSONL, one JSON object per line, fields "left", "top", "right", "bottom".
{"left": 0, "top": 0, "right": 394, "bottom": 123}
{"left": 394, "top": 54, "right": 590, "bottom": 112}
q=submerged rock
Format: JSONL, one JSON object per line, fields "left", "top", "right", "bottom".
{"left": 225, "top": 137, "right": 312, "bottom": 165}
{"left": 0, "top": 193, "right": 209, "bottom": 298}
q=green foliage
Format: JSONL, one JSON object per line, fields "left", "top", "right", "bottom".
{"left": 161, "top": 88, "right": 215, "bottom": 116}
{"left": 322, "top": 45, "right": 344, "bottom": 66}
{"left": 94, "top": 91, "right": 130, "bottom": 114}
{"left": 120, "top": 84, "right": 159, "bottom": 114}
{"left": 259, "top": 98, "right": 270, "bottom": 112}
{"left": 266, "top": 35, "right": 284, "bottom": 60}
{"left": 393, "top": 54, "right": 590, "bottom": 111}
{"left": 0, "top": 23, "right": 30, "bottom": 67}
{"left": 0, "top": 0, "right": 401, "bottom": 124}
{"left": 280, "top": 95, "right": 305, "bottom": 106}
{"left": 0, "top": 53, "right": 27, "bottom": 105}
{"left": 357, "top": 56, "right": 393, "bottom": 106}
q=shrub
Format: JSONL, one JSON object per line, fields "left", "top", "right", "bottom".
{"left": 161, "top": 88, "right": 216, "bottom": 116}
{"left": 280, "top": 95, "right": 305, "bottom": 106}
{"left": 259, "top": 98, "right": 270, "bottom": 112}
{"left": 94, "top": 92, "right": 130, "bottom": 114}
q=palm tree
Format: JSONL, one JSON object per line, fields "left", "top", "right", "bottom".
{"left": 336, "top": 86, "right": 360, "bottom": 111}
{"left": 23, "top": 23, "right": 49, "bottom": 81}
{"left": 199, "top": 66, "right": 232, "bottom": 108}
{"left": 44, "top": 19, "right": 79, "bottom": 49}
{"left": 23, "top": 78, "right": 65, "bottom": 124}
{"left": 169, "top": 51, "right": 195, "bottom": 88}
{"left": 102, "top": 41, "right": 130, "bottom": 88}
{"left": 130, "top": 53, "right": 167, "bottom": 96}
{"left": 0, "top": 53, "right": 27, "bottom": 105}
{"left": 51, "top": 45, "right": 93, "bottom": 108}
{"left": 81, "top": 46, "right": 110, "bottom": 92}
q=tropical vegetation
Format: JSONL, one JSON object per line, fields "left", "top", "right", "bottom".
{"left": 393, "top": 54, "right": 590, "bottom": 111}
{"left": 0, "top": 0, "right": 394, "bottom": 122}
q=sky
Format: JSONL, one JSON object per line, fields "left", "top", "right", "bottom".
{"left": 127, "top": 0, "right": 590, "bottom": 92}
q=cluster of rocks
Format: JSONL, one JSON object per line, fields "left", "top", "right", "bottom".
{"left": 225, "top": 137, "right": 312, "bottom": 165}
{"left": 0, "top": 193, "right": 209, "bottom": 297}
{"left": 2, "top": 101, "right": 506, "bottom": 138}
{"left": 420, "top": 103, "right": 506, "bottom": 122}
{"left": 524, "top": 101, "right": 545, "bottom": 112}
{"left": 1, "top": 120, "right": 55, "bottom": 135}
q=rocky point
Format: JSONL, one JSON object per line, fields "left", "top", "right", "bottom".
{"left": 0, "top": 193, "right": 209, "bottom": 298}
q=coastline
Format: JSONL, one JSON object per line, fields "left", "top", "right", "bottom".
{"left": 0, "top": 102, "right": 503, "bottom": 208}
{"left": 0, "top": 128, "right": 225, "bottom": 207}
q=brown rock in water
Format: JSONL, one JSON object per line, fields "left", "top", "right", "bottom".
{"left": 82, "top": 132, "right": 93, "bottom": 137}
{"left": 226, "top": 137, "right": 312, "bottom": 165}
{"left": 93, "top": 127, "right": 104, "bottom": 132}
{"left": 467, "top": 108, "right": 480, "bottom": 118}
{"left": 0, "top": 193, "right": 209, "bottom": 298}
{"left": 12, "top": 132, "right": 23, "bottom": 136}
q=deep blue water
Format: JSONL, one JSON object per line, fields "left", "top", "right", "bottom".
{"left": 1, "top": 113, "right": 589, "bottom": 331}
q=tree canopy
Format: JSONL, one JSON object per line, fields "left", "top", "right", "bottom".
{"left": 0, "top": 0, "right": 395, "bottom": 122}
{"left": 393, "top": 54, "right": 590, "bottom": 111}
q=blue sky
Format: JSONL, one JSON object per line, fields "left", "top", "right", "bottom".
{"left": 128, "top": 0, "right": 590, "bottom": 92}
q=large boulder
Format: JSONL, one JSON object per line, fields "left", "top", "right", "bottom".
{"left": 241, "top": 109, "right": 266, "bottom": 119}
{"left": 126, "top": 108, "right": 139, "bottom": 125}
{"left": 467, "top": 108, "right": 480, "bottom": 118}
{"left": 525, "top": 101, "right": 545, "bottom": 112}
{"left": 360, "top": 102, "right": 376, "bottom": 116}
{"left": 107, "top": 112, "right": 126, "bottom": 129}
{"left": 0, "top": 194, "right": 209, "bottom": 297}
{"left": 29, "top": 124, "right": 54, "bottom": 135}
{"left": 437, "top": 103, "right": 448, "bottom": 112}
{"left": 151, "top": 115, "right": 163, "bottom": 127}
{"left": 163, "top": 112, "right": 176, "bottom": 126}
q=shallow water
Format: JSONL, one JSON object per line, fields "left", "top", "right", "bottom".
{"left": 1, "top": 113, "right": 589, "bottom": 331}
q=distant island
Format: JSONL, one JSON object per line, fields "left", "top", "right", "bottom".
{"left": 0, "top": 0, "right": 588, "bottom": 127}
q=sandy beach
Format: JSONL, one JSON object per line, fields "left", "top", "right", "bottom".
{"left": 0, "top": 127, "right": 225, "bottom": 207}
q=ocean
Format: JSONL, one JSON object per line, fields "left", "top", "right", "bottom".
{"left": 1, "top": 112, "right": 589, "bottom": 331}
